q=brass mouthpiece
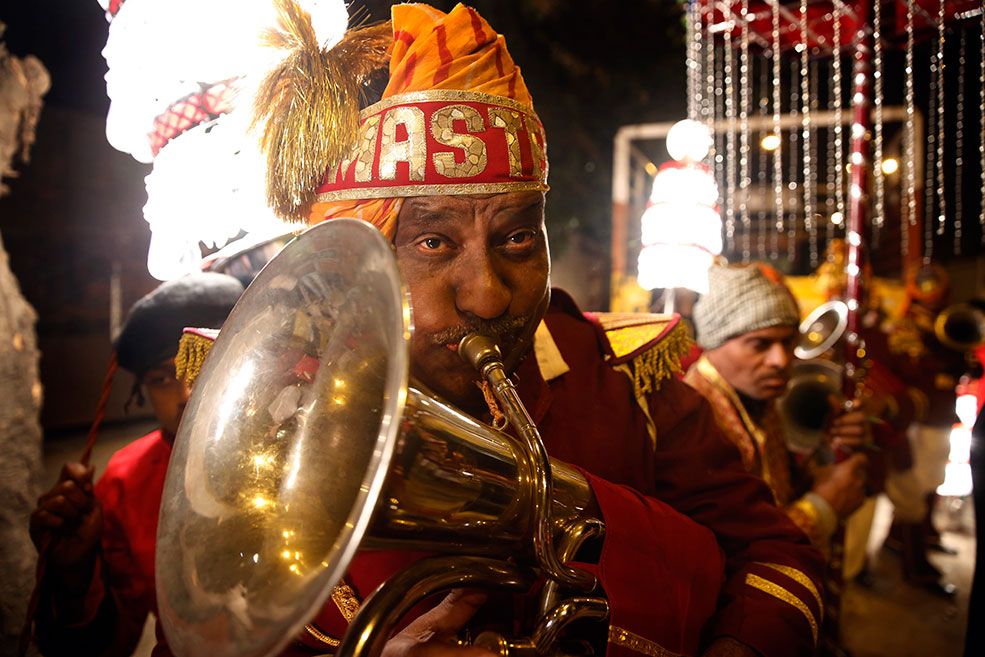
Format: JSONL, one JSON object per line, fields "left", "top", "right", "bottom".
{"left": 458, "top": 334, "right": 503, "bottom": 375}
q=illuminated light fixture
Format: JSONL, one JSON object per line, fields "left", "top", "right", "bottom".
{"left": 831, "top": 211, "right": 844, "bottom": 226}
{"left": 100, "top": 0, "right": 348, "bottom": 280}
{"left": 880, "top": 157, "right": 899, "bottom": 174}
{"left": 638, "top": 120, "right": 722, "bottom": 295}
{"left": 665, "top": 119, "right": 714, "bottom": 163}
{"left": 760, "top": 133, "right": 782, "bottom": 151}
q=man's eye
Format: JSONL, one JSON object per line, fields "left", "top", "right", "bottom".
{"left": 506, "top": 230, "right": 536, "bottom": 245}
{"left": 421, "top": 237, "right": 443, "bottom": 250}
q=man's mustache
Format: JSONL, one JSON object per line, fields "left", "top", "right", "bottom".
{"left": 427, "top": 315, "right": 531, "bottom": 348}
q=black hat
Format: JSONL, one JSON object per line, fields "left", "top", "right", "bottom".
{"left": 114, "top": 272, "right": 244, "bottom": 377}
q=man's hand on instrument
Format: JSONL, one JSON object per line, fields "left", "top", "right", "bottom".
{"left": 382, "top": 590, "right": 496, "bottom": 657}
{"left": 813, "top": 453, "right": 868, "bottom": 518}
{"left": 827, "top": 398, "right": 872, "bottom": 452}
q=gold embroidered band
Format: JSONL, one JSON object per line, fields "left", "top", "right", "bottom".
{"left": 316, "top": 90, "right": 548, "bottom": 202}
{"left": 745, "top": 573, "right": 819, "bottom": 645}
{"left": 758, "top": 562, "right": 824, "bottom": 617}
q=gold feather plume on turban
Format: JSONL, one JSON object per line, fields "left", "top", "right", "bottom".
{"left": 251, "top": 0, "right": 391, "bottom": 220}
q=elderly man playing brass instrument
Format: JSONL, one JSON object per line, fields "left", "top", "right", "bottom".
{"left": 684, "top": 264, "right": 871, "bottom": 550}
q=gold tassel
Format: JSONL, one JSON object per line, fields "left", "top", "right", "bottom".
{"left": 628, "top": 321, "right": 693, "bottom": 399}
{"left": 174, "top": 330, "right": 218, "bottom": 388}
{"left": 252, "top": 0, "right": 391, "bottom": 220}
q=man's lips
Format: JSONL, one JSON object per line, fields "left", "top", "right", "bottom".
{"left": 445, "top": 343, "right": 460, "bottom": 353}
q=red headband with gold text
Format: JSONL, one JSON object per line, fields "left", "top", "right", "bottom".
{"left": 316, "top": 90, "right": 549, "bottom": 202}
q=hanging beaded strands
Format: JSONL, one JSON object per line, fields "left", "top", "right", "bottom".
{"left": 871, "top": 0, "right": 886, "bottom": 245}
{"left": 771, "top": 0, "right": 785, "bottom": 261}
{"left": 715, "top": 35, "right": 727, "bottom": 227}
{"left": 724, "top": 1, "right": 738, "bottom": 254}
{"left": 800, "top": 0, "right": 818, "bottom": 266}
{"left": 980, "top": 5, "right": 985, "bottom": 246}
{"left": 954, "top": 28, "right": 966, "bottom": 255}
{"left": 705, "top": 3, "right": 718, "bottom": 163}
{"left": 739, "top": 0, "right": 752, "bottom": 261}
{"left": 924, "top": 21, "right": 938, "bottom": 262}
{"left": 831, "top": 0, "right": 847, "bottom": 242}
{"left": 932, "top": 0, "right": 948, "bottom": 257}
{"left": 903, "top": 0, "right": 917, "bottom": 260}
{"left": 825, "top": 60, "right": 837, "bottom": 243}
{"left": 810, "top": 56, "right": 821, "bottom": 249}
{"left": 788, "top": 58, "right": 800, "bottom": 262}
{"left": 757, "top": 55, "right": 770, "bottom": 259}
{"left": 686, "top": 0, "right": 701, "bottom": 122}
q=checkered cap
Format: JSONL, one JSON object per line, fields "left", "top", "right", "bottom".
{"left": 693, "top": 264, "right": 800, "bottom": 349}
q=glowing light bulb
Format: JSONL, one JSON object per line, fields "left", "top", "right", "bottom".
{"left": 666, "top": 119, "right": 712, "bottom": 162}
{"left": 760, "top": 133, "right": 782, "bottom": 151}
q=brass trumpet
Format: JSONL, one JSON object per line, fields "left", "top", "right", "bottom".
{"left": 155, "top": 219, "right": 607, "bottom": 657}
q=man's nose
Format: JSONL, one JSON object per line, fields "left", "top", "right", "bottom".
{"left": 454, "top": 249, "right": 511, "bottom": 320}
{"left": 764, "top": 342, "right": 791, "bottom": 370}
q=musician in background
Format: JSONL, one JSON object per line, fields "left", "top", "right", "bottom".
{"left": 882, "top": 264, "right": 964, "bottom": 595}
{"left": 240, "top": 4, "right": 827, "bottom": 657}
{"left": 28, "top": 272, "right": 243, "bottom": 656}
{"left": 684, "top": 263, "right": 870, "bottom": 551}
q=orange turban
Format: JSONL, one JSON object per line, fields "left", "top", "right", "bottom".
{"left": 308, "top": 3, "right": 547, "bottom": 239}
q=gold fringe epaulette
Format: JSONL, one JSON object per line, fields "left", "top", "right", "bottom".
{"left": 174, "top": 328, "right": 220, "bottom": 387}
{"left": 591, "top": 312, "right": 692, "bottom": 394}
{"left": 589, "top": 312, "right": 693, "bottom": 445}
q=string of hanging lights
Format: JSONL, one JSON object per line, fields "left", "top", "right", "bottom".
{"left": 980, "top": 8, "right": 985, "bottom": 245}
{"left": 831, "top": 0, "right": 846, "bottom": 242}
{"left": 739, "top": 0, "right": 752, "bottom": 262}
{"left": 954, "top": 29, "right": 966, "bottom": 255}
{"left": 799, "top": 0, "right": 818, "bottom": 267}
{"left": 672, "top": 0, "right": 984, "bottom": 272}
{"left": 788, "top": 58, "right": 800, "bottom": 262}
{"left": 723, "top": 2, "right": 738, "bottom": 249}
{"left": 934, "top": 0, "right": 948, "bottom": 245}
{"left": 757, "top": 56, "right": 770, "bottom": 259}
{"left": 770, "top": 0, "right": 784, "bottom": 260}
{"left": 871, "top": 0, "right": 886, "bottom": 244}
{"left": 904, "top": 0, "right": 917, "bottom": 260}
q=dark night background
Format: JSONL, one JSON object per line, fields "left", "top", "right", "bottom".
{"left": 1, "top": 0, "right": 983, "bottom": 429}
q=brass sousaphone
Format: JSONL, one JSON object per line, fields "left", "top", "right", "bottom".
{"left": 156, "top": 219, "right": 607, "bottom": 657}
